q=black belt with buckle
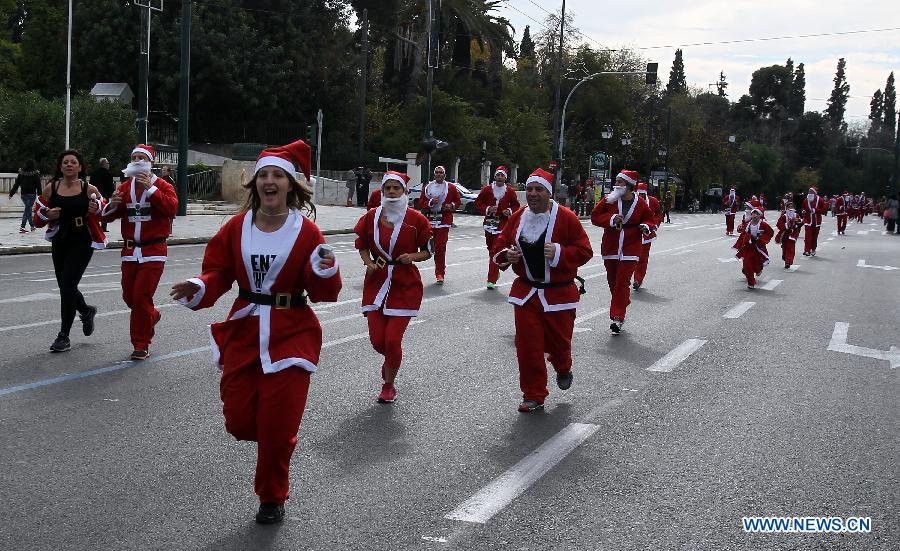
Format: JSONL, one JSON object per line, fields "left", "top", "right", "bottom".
{"left": 374, "top": 256, "right": 401, "bottom": 268}
{"left": 238, "top": 288, "right": 308, "bottom": 309}
{"left": 124, "top": 237, "right": 168, "bottom": 249}
{"left": 526, "top": 276, "right": 587, "bottom": 295}
{"left": 72, "top": 216, "right": 86, "bottom": 229}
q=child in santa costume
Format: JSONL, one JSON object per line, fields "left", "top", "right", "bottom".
{"left": 590, "top": 170, "right": 656, "bottom": 334}
{"left": 722, "top": 187, "right": 741, "bottom": 235}
{"left": 418, "top": 165, "right": 460, "bottom": 284}
{"left": 475, "top": 165, "right": 521, "bottom": 289}
{"left": 733, "top": 207, "right": 773, "bottom": 288}
{"left": 775, "top": 201, "right": 803, "bottom": 268}
{"left": 356, "top": 171, "right": 433, "bottom": 403}
{"left": 633, "top": 182, "right": 663, "bottom": 290}
{"left": 779, "top": 192, "right": 791, "bottom": 214}
{"left": 170, "top": 139, "right": 341, "bottom": 525}
{"left": 101, "top": 144, "right": 178, "bottom": 360}
{"left": 801, "top": 187, "right": 827, "bottom": 256}
{"left": 490, "top": 168, "right": 592, "bottom": 412}
{"left": 835, "top": 191, "right": 851, "bottom": 235}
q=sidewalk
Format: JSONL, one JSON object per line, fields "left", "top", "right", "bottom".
{"left": 0, "top": 204, "right": 369, "bottom": 255}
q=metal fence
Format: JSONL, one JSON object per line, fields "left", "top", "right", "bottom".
{"left": 179, "top": 169, "right": 222, "bottom": 200}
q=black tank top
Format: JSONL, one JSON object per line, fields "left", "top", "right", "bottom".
{"left": 49, "top": 180, "right": 89, "bottom": 237}
{"left": 519, "top": 228, "right": 547, "bottom": 282}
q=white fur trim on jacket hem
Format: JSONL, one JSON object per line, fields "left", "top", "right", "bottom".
{"left": 492, "top": 248, "right": 512, "bottom": 268}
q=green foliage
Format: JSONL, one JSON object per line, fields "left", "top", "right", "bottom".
{"left": 748, "top": 64, "right": 792, "bottom": 118}
{"left": 789, "top": 63, "right": 806, "bottom": 117}
{"left": 883, "top": 72, "right": 896, "bottom": 139}
{"left": 826, "top": 58, "right": 850, "bottom": 131}
{"left": 665, "top": 49, "right": 687, "bottom": 96}
{"left": 519, "top": 25, "right": 535, "bottom": 60}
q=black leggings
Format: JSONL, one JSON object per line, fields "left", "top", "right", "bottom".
{"left": 52, "top": 232, "right": 94, "bottom": 336}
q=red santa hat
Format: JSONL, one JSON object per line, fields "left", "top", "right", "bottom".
{"left": 615, "top": 170, "right": 640, "bottom": 186}
{"left": 494, "top": 166, "right": 509, "bottom": 179}
{"left": 636, "top": 182, "right": 648, "bottom": 195}
{"left": 255, "top": 139, "right": 312, "bottom": 180}
{"left": 132, "top": 144, "right": 156, "bottom": 163}
{"left": 381, "top": 170, "right": 410, "bottom": 191}
{"left": 434, "top": 165, "right": 447, "bottom": 175}
{"left": 525, "top": 168, "right": 554, "bottom": 193}
{"left": 751, "top": 207, "right": 763, "bottom": 215}
{"left": 808, "top": 187, "right": 818, "bottom": 194}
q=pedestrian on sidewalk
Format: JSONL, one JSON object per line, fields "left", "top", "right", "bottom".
{"left": 419, "top": 165, "right": 460, "bottom": 285}
{"left": 801, "top": 187, "right": 826, "bottom": 256}
{"left": 101, "top": 144, "right": 178, "bottom": 360}
{"left": 885, "top": 192, "right": 899, "bottom": 234}
{"left": 490, "top": 168, "right": 592, "bottom": 412}
{"left": 9, "top": 159, "right": 41, "bottom": 233}
{"left": 734, "top": 206, "right": 773, "bottom": 289}
{"left": 591, "top": 170, "right": 656, "bottom": 334}
{"left": 355, "top": 171, "right": 432, "bottom": 404}
{"left": 170, "top": 138, "right": 341, "bottom": 525}
{"left": 475, "top": 166, "right": 520, "bottom": 289}
{"left": 354, "top": 165, "right": 372, "bottom": 208}
{"left": 775, "top": 201, "right": 802, "bottom": 269}
{"left": 632, "top": 182, "right": 663, "bottom": 290}
{"left": 33, "top": 150, "right": 106, "bottom": 352}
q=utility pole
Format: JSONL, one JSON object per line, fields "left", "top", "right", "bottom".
{"left": 65, "top": 0, "right": 72, "bottom": 148}
{"left": 357, "top": 9, "right": 368, "bottom": 165}
{"left": 316, "top": 109, "right": 324, "bottom": 186}
{"left": 424, "top": 0, "right": 439, "bottom": 177}
{"left": 663, "top": 105, "right": 672, "bottom": 203}
{"left": 892, "top": 111, "right": 900, "bottom": 194}
{"left": 137, "top": 4, "right": 151, "bottom": 143}
{"left": 550, "top": 0, "right": 566, "bottom": 192}
{"left": 175, "top": 0, "right": 191, "bottom": 216}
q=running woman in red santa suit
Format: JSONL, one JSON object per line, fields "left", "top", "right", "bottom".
{"left": 801, "top": 186, "right": 827, "bottom": 256}
{"left": 418, "top": 165, "right": 460, "bottom": 284}
{"left": 632, "top": 182, "right": 663, "bottom": 290}
{"left": 170, "top": 139, "right": 341, "bottom": 525}
{"left": 591, "top": 170, "right": 656, "bottom": 334}
{"left": 733, "top": 206, "right": 773, "bottom": 288}
{"left": 101, "top": 144, "right": 178, "bottom": 360}
{"left": 490, "top": 168, "right": 592, "bottom": 412}
{"left": 775, "top": 201, "right": 803, "bottom": 269}
{"left": 722, "top": 187, "right": 741, "bottom": 235}
{"left": 356, "top": 171, "right": 432, "bottom": 403}
{"left": 475, "top": 165, "right": 520, "bottom": 289}
{"left": 835, "top": 190, "right": 851, "bottom": 234}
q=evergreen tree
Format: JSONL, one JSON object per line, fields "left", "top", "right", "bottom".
{"left": 789, "top": 63, "right": 806, "bottom": 117}
{"left": 868, "top": 89, "right": 884, "bottom": 137}
{"left": 665, "top": 49, "right": 687, "bottom": 96}
{"left": 826, "top": 58, "right": 849, "bottom": 131}
{"left": 883, "top": 71, "right": 896, "bottom": 140}
{"left": 716, "top": 71, "right": 727, "bottom": 98}
{"left": 519, "top": 25, "right": 535, "bottom": 60}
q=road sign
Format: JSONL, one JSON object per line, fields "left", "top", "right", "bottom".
{"left": 591, "top": 152, "right": 608, "bottom": 169}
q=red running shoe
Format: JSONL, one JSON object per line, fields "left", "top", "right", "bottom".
{"left": 377, "top": 383, "right": 397, "bottom": 403}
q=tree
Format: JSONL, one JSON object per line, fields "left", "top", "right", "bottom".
{"left": 789, "top": 63, "right": 806, "bottom": 118}
{"left": 883, "top": 71, "right": 896, "bottom": 140}
{"left": 748, "top": 64, "right": 792, "bottom": 118}
{"left": 519, "top": 24, "right": 535, "bottom": 60}
{"left": 826, "top": 58, "right": 850, "bottom": 131}
{"left": 868, "top": 89, "right": 884, "bottom": 138}
{"left": 665, "top": 49, "right": 686, "bottom": 96}
{"left": 716, "top": 71, "right": 727, "bottom": 98}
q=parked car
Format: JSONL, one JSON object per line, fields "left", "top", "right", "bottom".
{"left": 408, "top": 182, "right": 479, "bottom": 214}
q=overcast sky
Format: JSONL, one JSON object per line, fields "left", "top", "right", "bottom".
{"left": 497, "top": 0, "right": 900, "bottom": 124}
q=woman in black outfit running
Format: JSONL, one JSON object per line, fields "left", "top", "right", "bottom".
{"left": 34, "top": 150, "right": 106, "bottom": 352}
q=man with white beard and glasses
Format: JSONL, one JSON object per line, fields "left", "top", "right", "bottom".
{"left": 490, "top": 168, "right": 593, "bottom": 412}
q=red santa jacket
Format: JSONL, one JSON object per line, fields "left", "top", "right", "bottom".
{"left": 722, "top": 192, "right": 741, "bottom": 214}
{"left": 367, "top": 188, "right": 381, "bottom": 210}
{"left": 101, "top": 175, "right": 178, "bottom": 262}
{"left": 590, "top": 195, "right": 656, "bottom": 261}
{"left": 355, "top": 206, "right": 433, "bottom": 316}
{"left": 490, "top": 202, "right": 593, "bottom": 312}
{"left": 802, "top": 195, "right": 827, "bottom": 227}
{"left": 775, "top": 211, "right": 803, "bottom": 243}
{"left": 418, "top": 181, "right": 461, "bottom": 228}
{"left": 733, "top": 219, "right": 774, "bottom": 265}
{"left": 177, "top": 210, "right": 342, "bottom": 374}
{"left": 33, "top": 190, "right": 107, "bottom": 249}
{"left": 638, "top": 194, "right": 664, "bottom": 244}
{"left": 475, "top": 183, "right": 520, "bottom": 235}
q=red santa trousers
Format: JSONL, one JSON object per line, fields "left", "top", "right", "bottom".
{"left": 513, "top": 294, "right": 576, "bottom": 403}
{"left": 836, "top": 215, "right": 848, "bottom": 234}
{"left": 604, "top": 259, "right": 637, "bottom": 321}
{"left": 634, "top": 243, "right": 652, "bottom": 284}
{"left": 857, "top": 210, "right": 865, "bottom": 223}
{"left": 485, "top": 232, "right": 501, "bottom": 284}
{"left": 725, "top": 213, "right": 735, "bottom": 234}
{"left": 781, "top": 239, "right": 797, "bottom": 266}
{"left": 121, "top": 261, "right": 165, "bottom": 350}
{"left": 742, "top": 252, "right": 765, "bottom": 286}
{"left": 367, "top": 309, "right": 412, "bottom": 373}
{"left": 432, "top": 227, "right": 449, "bottom": 278}
{"left": 803, "top": 226, "right": 820, "bottom": 253}
{"left": 219, "top": 320, "right": 311, "bottom": 506}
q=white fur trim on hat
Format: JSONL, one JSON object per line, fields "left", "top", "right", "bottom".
{"left": 616, "top": 172, "right": 637, "bottom": 186}
{"left": 526, "top": 174, "right": 552, "bottom": 194}
{"left": 255, "top": 156, "right": 296, "bottom": 176}
{"left": 494, "top": 168, "right": 508, "bottom": 178}
{"left": 382, "top": 172, "right": 409, "bottom": 190}
{"left": 132, "top": 147, "right": 155, "bottom": 163}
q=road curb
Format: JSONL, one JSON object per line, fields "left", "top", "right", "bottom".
{"left": 0, "top": 227, "right": 357, "bottom": 256}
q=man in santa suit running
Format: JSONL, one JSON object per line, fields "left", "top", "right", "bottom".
{"left": 591, "top": 170, "right": 657, "bottom": 334}
{"left": 722, "top": 187, "right": 740, "bottom": 235}
{"left": 475, "top": 166, "right": 520, "bottom": 289}
{"left": 857, "top": 192, "right": 867, "bottom": 222}
{"left": 775, "top": 201, "right": 803, "bottom": 269}
{"left": 835, "top": 190, "right": 851, "bottom": 235}
{"left": 734, "top": 206, "right": 774, "bottom": 288}
{"left": 490, "top": 168, "right": 592, "bottom": 412}
{"left": 801, "top": 186, "right": 827, "bottom": 256}
{"left": 632, "top": 182, "right": 663, "bottom": 290}
{"left": 418, "top": 165, "right": 460, "bottom": 284}
{"left": 102, "top": 144, "right": 178, "bottom": 360}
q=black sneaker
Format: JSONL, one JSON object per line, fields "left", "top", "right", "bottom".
{"left": 610, "top": 319, "right": 622, "bottom": 334}
{"left": 80, "top": 305, "right": 97, "bottom": 336}
{"left": 632, "top": 281, "right": 641, "bottom": 290}
{"left": 255, "top": 502, "right": 285, "bottom": 524}
{"left": 50, "top": 333, "right": 71, "bottom": 353}
{"left": 557, "top": 371, "right": 573, "bottom": 390}
{"left": 517, "top": 400, "right": 544, "bottom": 413}
{"left": 130, "top": 349, "right": 150, "bottom": 361}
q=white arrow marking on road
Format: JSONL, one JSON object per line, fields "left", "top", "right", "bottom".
{"left": 760, "top": 279, "right": 783, "bottom": 290}
{"left": 857, "top": 259, "right": 899, "bottom": 271}
{"left": 647, "top": 339, "right": 707, "bottom": 372}
{"left": 445, "top": 422, "right": 600, "bottom": 524}
{"left": 723, "top": 301, "right": 755, "bottom": 319}
{"left": 718, "top": 257, "right": 739, "bottom": 263}
{"left": 827, "top": 322, "right": 900, "bottom": 369}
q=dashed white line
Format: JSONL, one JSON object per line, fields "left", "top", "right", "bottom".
{"left": 759, "top": 279, "right": 783, "bottom": 290}
{"left": 647, "top": 339, "right": 707, "bottom": 373}
{"left": 723, "top": 301, "right": 755, "bottom": 319}
{"left": 574, "top": 308, "right": 608, "bottom": 324}
{"left": 0, "top": 303, "right": 180, "bottom": 333}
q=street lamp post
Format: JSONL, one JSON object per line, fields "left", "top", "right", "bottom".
{"left": 601, "top": 125, "right": 613, "bottom": 186}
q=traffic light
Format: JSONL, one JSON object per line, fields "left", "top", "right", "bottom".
{"left": 480, "top": 142, "right": 487, "bottom": 163}
{"left": 305, "top": 124, "right": 318, "bottom": 148}
{"left": 646, "top": 63, "right": 658, "bottom": 85}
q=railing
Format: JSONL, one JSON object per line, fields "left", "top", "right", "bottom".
{"left": 0, "top": 173, "right": 52, "bottom": 193}
{"left": 180, "top": 169, "right": 222, "bottom": 200}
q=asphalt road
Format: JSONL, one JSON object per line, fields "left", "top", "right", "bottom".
{"left": 0, "top": 212, "right": 897, "bottom": 550}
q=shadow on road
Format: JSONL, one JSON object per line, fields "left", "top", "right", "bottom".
{"left": 320, "top": 403, "right": 409, "bottom": 471}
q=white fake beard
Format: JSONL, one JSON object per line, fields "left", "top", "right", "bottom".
{"left": 786, "top": 209, "right": 796, "bottom": 222}
{"left": 492, "top": 182, "right": 506, "bottom": 203}
{"left": 520, "top": 208, "right": 550, "bottom": 244}
{"left": 381, "top": 195, "right": 408, "bottom": 225}
{"left": 606, "top": 186, "right": 626, "bottom": 203}
{"left": 807, "top": 193, "right": 815, "bottom": 203}
{"left": 123, "top": 160, "right": 152, "bottom": 178}
{"left": 425, "top": 181, "right": 447, "bottom": 200}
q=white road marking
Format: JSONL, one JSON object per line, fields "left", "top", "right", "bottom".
{"left": 718, "top": 257, "right": 739, "bottom": 263}
{"left": 445, "top": 423, "right": 600, "bottom": 524}
{"left": 669, "top": 249, "right": 694, "bottom": 256}
{"left": 0, "top": 303, "right": 179, "bottom": 333}
{"left": 572, "top": 327, "right": 593, "bottom": 333}
{"left": 647, "top": 339, "right": 707, "bottom": 373}
{"left": 856, "top": 259, "right": 899, "bottom": 271}
{"left": 787, "top": 265, "right": 801, "bottom": 272}
{"left": 321, "top": 319, "right": 425, "bottom": 349}
{"left": 29, "top": 271, "right": 121, "bottom": 282}
{"left": 574, "top": 308, "right": 608, "bottom": 324}
{"left": 723, "top": 301, "right": 755, "bottom": 319}
{"left": 827, "top": 322, "right": 900, "bottom": 369}
{"left": 759, "top": 279, "right": 783, "bottom": 290}
{"left": 421, "top": 536, "right": 448, "bottom": 543}
{"left": 454, "top": 246, "right": 486, "bottom": 251}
